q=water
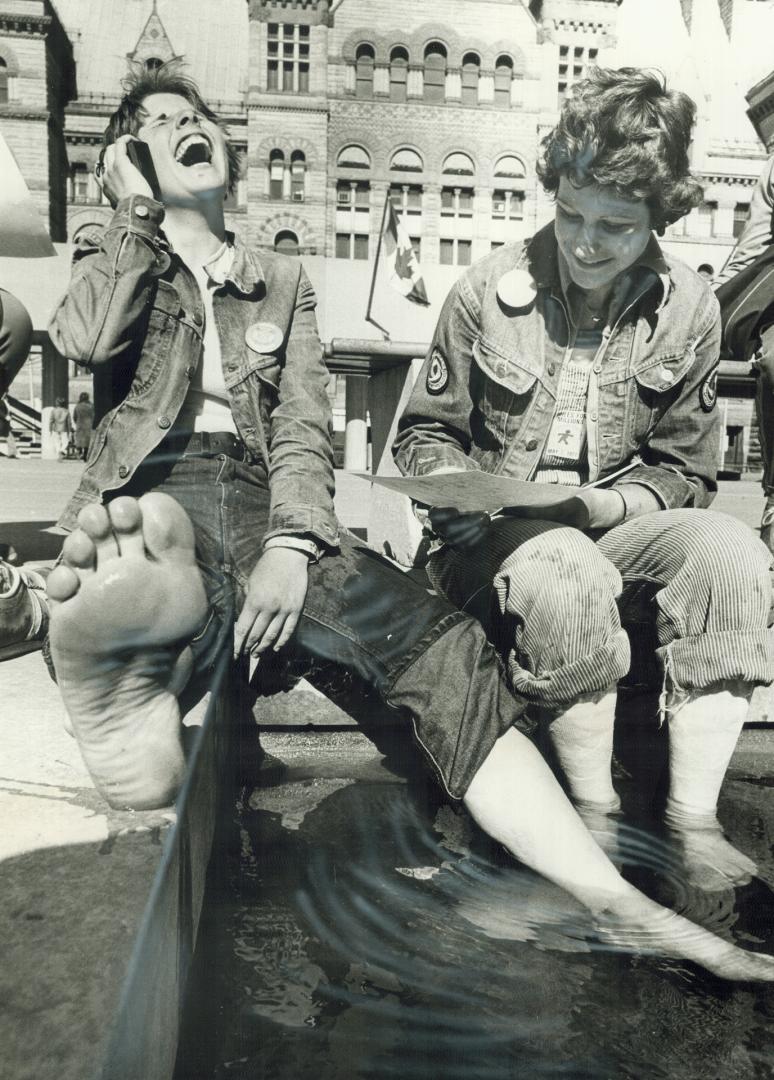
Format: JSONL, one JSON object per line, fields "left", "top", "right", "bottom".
{"left": 175, "top": 740, "right": 774, "bottom": 1080}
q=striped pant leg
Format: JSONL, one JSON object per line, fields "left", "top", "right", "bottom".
{"left": 756, "top": 325, "right": 774, "bottom": 497}
{"left": 427, "top": 517, "right": 630, "bottom": 706}
{"left": 597, "top": 509, "right": 774, "bottom": 690}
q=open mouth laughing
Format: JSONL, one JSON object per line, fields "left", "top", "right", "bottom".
{"left": 173, "top": 132, "right": 214, "bottom": 167}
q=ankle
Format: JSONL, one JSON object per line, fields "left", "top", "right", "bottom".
{"left": 664, "top": 798, "right": 721, "bottom": 832}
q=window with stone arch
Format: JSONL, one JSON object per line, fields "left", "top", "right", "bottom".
{"left": 389, "top": 46, "right": 409, "bottom": 103}
{"left": 389, "top": 147, "right": 423, "bottom": 221}
{"left": 461, "top": 52, "right": 481, "bottom": 107}
{"left": 441, "top": 152, "right": 475, "bottom": 219}
{"left": 144, "top": 57, "right": 163, "bottom": 72}
{"left": 355, "top": 43, "right": 375, "bottom": 99}
{"left": 423, "top": 41, "right": 447, "bottom": 104}
{"left": 336, "top": 144, "right": 371, "bottom": 171}
{"left": 274, "top": 229, "right": 300, "bottom": 256}
{"left": 0, "top": 57, "right": 8, "bottom": 105}
{"left": 72, "top": 222, "right": 103, "bottom": 246}
{"left": 269, "top": 149, "right": 285, "bottom": 200}
{"left": 493, "top": 154, "right": 526, "bottom": 222}
{"left": 290, "top": 150, "right": 306, "bottom": 202}
{"left": 494, "top": 55, "right": 514, "bottom": 108}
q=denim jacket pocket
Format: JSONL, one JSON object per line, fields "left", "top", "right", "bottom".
{"left": 633, "top": 346, "right": 695, "bottom": 394}
{"left": 471, "top": 336, "right": 539, "bottom": 455}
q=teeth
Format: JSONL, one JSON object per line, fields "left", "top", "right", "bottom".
{"left": 174, "top": 134, "right": 211, "bottom": 163}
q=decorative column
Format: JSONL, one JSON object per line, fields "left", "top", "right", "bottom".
{"left": 445, "top": 68, "right": 461, "bottom": 102}
{"left": 407, "top": 65, "right": 423, "bottom": 99}
{"left": 344, "top": 63, "right": 355, "bottom": 94}
{"left": 374, "top": 64, "right": 389, "bottom": 96}
{"left": 479, "top": 72, "right": 494, "bottom": 104}
{"left": 344, "top": 376, "right": 369, "bottom": 471}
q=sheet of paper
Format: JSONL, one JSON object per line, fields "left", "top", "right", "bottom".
{"left": 358, "top": 472, "right": 581, "bottom": 515}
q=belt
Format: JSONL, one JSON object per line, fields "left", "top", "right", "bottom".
{"left": 166, "top": 430, "right": 251, "bottom": 462}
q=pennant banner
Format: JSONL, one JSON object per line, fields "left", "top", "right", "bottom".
{"left": 382, "top": 199, "right": 429, "bottom": 306}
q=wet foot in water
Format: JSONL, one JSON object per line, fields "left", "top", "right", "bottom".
{"left": 666, "top": 813, "right": 758, "bottom": 892}
{"left": 47, "top": 493, "right": 208, "bottom": 810}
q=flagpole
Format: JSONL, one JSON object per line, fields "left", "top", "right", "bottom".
{"left": 365, "top": 191, "right": 391, "bottom": 340}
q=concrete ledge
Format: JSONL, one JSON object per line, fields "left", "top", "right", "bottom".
{"left": 0, "top": 649, "right": 231, "bottom": 1080}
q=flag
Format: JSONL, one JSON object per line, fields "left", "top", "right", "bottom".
{"left": 381, "top": 198, "right": 429, "bottom": 306}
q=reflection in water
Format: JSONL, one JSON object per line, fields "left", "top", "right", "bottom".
{"left": 176, "top": 777, "right": 774, "bottom": 1080}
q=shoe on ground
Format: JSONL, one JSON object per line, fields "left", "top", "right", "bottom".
{"left": 0, "top": 561, "right": 49, "bottom": 662}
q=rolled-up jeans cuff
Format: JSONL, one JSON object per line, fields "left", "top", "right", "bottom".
{"left": 656, "top": 628, "right": 774, "bottom": 690}
{"left": 506, "top": 628, "right": 631, "bottom": 707}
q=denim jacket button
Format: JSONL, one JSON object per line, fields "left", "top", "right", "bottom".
{"left": 118, "top": 465, "right": 129, "bottom": 478}
{"left": 496, "top": 363, "right": 507, "bottom": 378}
{"left": 134, "top": 204, "right": 149, "bottom": 219}
{"left": 185, "top": 365, "right": 196, "bottom": 379}
{"left": 192, "top": 310, "right": 203, "bottom": 327}
{"left": 547, "top": 363, "right": 555, "bottom": 376}
{"left": 525, "top": 438, "right": 538, "bottom": 451}
{"left": 157, "top": 415, "right": 171, "bottom": 429}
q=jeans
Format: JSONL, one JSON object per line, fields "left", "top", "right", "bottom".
{"left": 428, "top": 510, "right": 774, "bottom": 706}
{"left": 118, "top": 451, "right": 530, "bottom": 799}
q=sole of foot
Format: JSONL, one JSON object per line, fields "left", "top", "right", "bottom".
{"left": 47, "top": 493, "right": 208, "bottom": 810}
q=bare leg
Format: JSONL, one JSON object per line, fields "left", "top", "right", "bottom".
{"left": 544, "top": 687, "right": 620, "bottom": 813}
{"left": 665, "top": 681, "right": 757, "bottom": 889}
{"left": 464, "top": 728, "right": 774, "bottom": 981}
{"left": 46, "top": 493, "right": 208, "bottom": 810}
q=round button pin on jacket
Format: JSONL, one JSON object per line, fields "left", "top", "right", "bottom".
{"left": 245, "top": 321, "right": 284, "bottom": 353}
{"left": 497, "top": 269, "right": 538, "bottom": 310}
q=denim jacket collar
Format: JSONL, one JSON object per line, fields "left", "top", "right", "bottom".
{"left": 526, "top": 224, "right": 672, "bottom": 325}
{"left": 157, "top": 229, "right": 265, "bottom": 295}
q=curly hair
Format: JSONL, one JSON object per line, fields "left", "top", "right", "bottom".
{"left": 102, "top": 61, "right": 241, "bottom": 194}
{"left": 537, "top": 67, "right": 703, "bottom": 230}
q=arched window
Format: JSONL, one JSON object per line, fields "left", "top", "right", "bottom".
{"left": 733, "top": 201, "right": 750, "bottom": 239}
{"left": 355, "top": 43, "right": 375, "bottom": 99}
{"left": 389, "top": 46, "right": 408, "bottom": 103}
{"left": 423, "top": 42, "right": 446, "bottom": 104}
{"left": 269, "top": 149, "right": 285, "bottom": 199}
{"left": 145, "top": 57, "right": 163, "bottom": 71}
{"left": 441, "top": 153, "right": 475, "bottom": 219}
{"left": 336, "top": 145, "right": 371, "bottom": 170}
{"left": 442, "top": 152, "right": 475, "bottom": 177}
{"left": 494, "top": 155, "right": 526, "bottom": 181}
{"left": 70, "top": 161, "right": 91, "bottom": 203}
{"left": 0, "top": 58, "right": 8, "bottom": 105}
{"left": 274, "top": 229, "right": 300, "bottom": 256}
{"left": 461, "top": 52, "right": 480, "bottom": 107}
{"left": 290, "top": 150, "right": 306, "bottom": 202}
{"left": 494, "top": 55, "right": 513, "bottom": 108}
{"left": 390, "top": 147, "right": 423, "bottom": 173}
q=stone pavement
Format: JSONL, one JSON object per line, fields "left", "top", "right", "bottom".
{"left": 1, "top": 458, "right": 773, "bottom": 1080}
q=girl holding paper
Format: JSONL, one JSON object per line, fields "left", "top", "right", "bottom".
{"left": 395, "top": 67, "right": 773, "bottom": 890}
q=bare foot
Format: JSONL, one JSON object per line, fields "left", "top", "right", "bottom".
{"left": 598, "top": 891, "right": 774, "bottom": 982}
{"left": 666, "top": 818, "right": 757, "bottom": 892}
{"left": 47, "top": 493, "right": 208, "bottom": 810}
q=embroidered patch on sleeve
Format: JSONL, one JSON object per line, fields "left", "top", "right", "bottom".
{"left": 699, "top": 368, "right": 718, "bottom": 412}
{"left": 426, "top": 348, "right": 449, "bottom": 395}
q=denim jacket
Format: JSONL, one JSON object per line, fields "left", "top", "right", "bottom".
{"left": 49, "top": 195, "right": 339, "bottom": 547}
{"left": 394, "top": 223, "right": 721, "bottom": 509}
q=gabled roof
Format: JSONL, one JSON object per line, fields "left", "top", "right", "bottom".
{"left": 129, "top": 0, "right": 178, "bottom": 67}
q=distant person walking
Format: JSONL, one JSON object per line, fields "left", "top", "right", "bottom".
{"left": 49, "top": 397, "right": 72, "bottom": 459}
{"left": 72, "top": 391, "right": 94, "bottom": 460}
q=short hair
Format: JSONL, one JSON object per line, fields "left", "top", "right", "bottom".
{"left": 537, "top": 67, "right": 703, "bottom": 231}
{"left": 56, "top": 397, "right": 66, "bottom": 406}
{"left": 103, "top": 61, "right": 241, "bottom": 194}
{"left": 78, "top": 392, "right": 90, "bottom": 402}
{"left": 697, "top": 263, "right": 714, "bottom": 275}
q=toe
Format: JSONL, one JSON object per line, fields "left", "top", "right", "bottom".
{"left": 61, "top": 528, "right": 98, "bottom": 575}
{"left": 77, "top": 503, "right": 119, "bottom": 562}
{"left": 138, "top": 492, "right": 197, "bottom": 562}
{"left": 47, "top": 564, "right": 82, "bottom": 603}
{"left": 109, "top": 497, "right": 146, "bottom": 558}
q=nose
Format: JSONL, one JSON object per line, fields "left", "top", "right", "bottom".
{"left": 175, "top": 108, "right": 200, "bottom": 129}
{"left": 574, "top": 222, "right": 598, "bottom": 259}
